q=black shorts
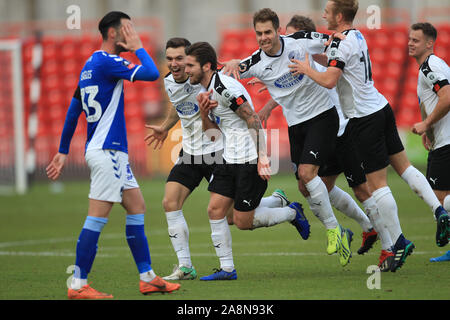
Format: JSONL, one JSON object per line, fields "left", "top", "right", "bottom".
{"left": 427, "top": 144, "right": 450, "bottom": 191}
{"left": 289, "top": 107, "right": 339, "bottom": 179}
{"left": 208, "top": 162, "right": 268, "bottom": 212}
{"left": 347, "top": 104, "right": 404, "bottom": 174}
{"left": 318, "top": 124, "right": 367, "bottom": 188}
{"left": 167, "top": 149, "right": 223, "bottom": 192}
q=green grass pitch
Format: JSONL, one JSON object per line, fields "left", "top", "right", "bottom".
{"left": 1, "top": 169, "right": 449, "bottom": 301}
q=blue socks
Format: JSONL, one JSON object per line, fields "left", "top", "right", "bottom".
{"left": 75, "top": 216, "right": 108, "bottom": 280}
{"left": 126, "top": 214, "right": 152, "bottom": 274}
{"left": 73, "top": 214, "right": 152, "bottom": 285}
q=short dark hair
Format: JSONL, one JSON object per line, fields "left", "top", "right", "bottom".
{"left": 411, "top": 22, "right": 437, "bottom": 41}
{"left": 166, "top": 37, "right": 191, "bottom": 50}
{"left": 330, "top": 0, "right": 359, "bottom": 23}
{"left": 98, "top": 11, "right": 131, "bottom": 40}
{"left": 253, "top": 8, "right": 280, "bottom": 30}
{"left": 286, "top": 15, "right": 316, "bottom": 32}
{"left": 185, "top": 42, "right": 217, "bottom": 71}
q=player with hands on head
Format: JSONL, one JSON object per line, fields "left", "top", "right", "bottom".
{"left": 46, "top": 11, "right": 180, "bottom": 298}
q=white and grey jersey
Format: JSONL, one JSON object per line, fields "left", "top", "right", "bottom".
{"left": 205, "top": 72, "right": 261, "bottom": 164}
{"left": 238, "top": 31, "right": 334, "bottom": 127}
{"left": 315, "top": 63, "right": 348, "bottom": 137}
{"left": 326, "top": 29, "right": 388, "bottom": 118}
{"left": 164, "top": 73, "right": 223, "bottom": 155}
{"left": 417, "top": 54, "right": 450, "bottom": 150}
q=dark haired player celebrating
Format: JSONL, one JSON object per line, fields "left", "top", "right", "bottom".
{"left": 185, "top": 42, "right": 310, "bottom": 280}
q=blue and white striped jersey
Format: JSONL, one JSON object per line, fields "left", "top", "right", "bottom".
{"left": 58, "top": 47, "right": 159, "bottom": 155}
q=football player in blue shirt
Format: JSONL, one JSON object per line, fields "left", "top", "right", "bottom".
{"left": 46, "top": 11, "right": 180, "bottom": 299}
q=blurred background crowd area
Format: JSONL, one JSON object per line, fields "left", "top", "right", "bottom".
{"left": 0, "top": 0, "right": 449, "bottom": 184}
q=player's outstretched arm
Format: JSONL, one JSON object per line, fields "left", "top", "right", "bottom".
{"left": 221, "top": 59, "right": 242, "bottom": 79}
{"left": 289, "top": 53, "right": 342, "bottom": 89}
{"left": 144, "top": 107, "right": 179, "bottom": 150}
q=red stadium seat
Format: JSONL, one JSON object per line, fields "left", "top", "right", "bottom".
{"left": 42, "top": 74, "right": 60, "bottom": 92}
{"left": 385, "top": 62, "right": 402, "bottom": 78}
{"left": 372, "top": 31, "right": 390, "bottom": 49}
{"left": 124, "top": 102, "right": 143, "bottom": 118}
{"left": 370, "top": 47, "right": 385, "bottom": 64}
{"left": 41, "top": 36, "right": 59, "bottom": 62}
{"left": 40, "top": 60, "right": 59, "bottom": 77}
{"left": 60, "top": 37, "right": 79, "bottom": 61}
{"left": 124, "top": 84, "right": 139, "bottom": 103}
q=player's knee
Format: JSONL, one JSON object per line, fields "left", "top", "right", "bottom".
{"left": 298, "top": 166, "right": 316, "bottom": 184}
{"left": 207, "top": 203, "right": 224, "bottom": 220}
{"left": 233, "top": 214, "right": 252, "bottom": 230}
{"left": 162, "top": 197, "right": 181, "bottom": 212}
{"left": 353, "top": 185, "right": 371, "bottom": 203}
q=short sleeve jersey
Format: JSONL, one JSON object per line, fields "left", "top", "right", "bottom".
{"left": 205, "top": 72, "right": 261, "bottom": 164}
{"left": 238, "top": 31, "right": 334, "bottom": 127}
{"left": 325, "top": 29, "right": 388, "bottom": 118}
{"left": 79, "top": 50, "right": 143, "bottom": 153}
{"left": 164, "top": 73, "right": 223, "bottom": 155}
{"left": 417, "top": 54, "right": 450, "bottom": 150}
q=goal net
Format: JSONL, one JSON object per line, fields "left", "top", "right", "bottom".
{"left": 0, "top": 39, "right": 27, "bottom": 195}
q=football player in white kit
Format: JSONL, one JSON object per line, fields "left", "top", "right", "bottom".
{"left": 409, "top": 22, "right": 450, "bottom": 261}
{"left": 222, "top": 8, "right": 354, "bottom": 267}
{"left": 46, "top": 12, "right": 180, "bottom": 298}
{"left": 184, "top": 42, "right": 311, "bottom": 280}
{"left": 256, "top": 15, "right": 386, "bottom": 262}
{"left": 144, "top": 37, "right": 223, "bottom": 281}
{"left": 289, "top": 0, "right": 449, "bottom": 271}
{"left": 145, "top": 38, "right": 295, "bottom": 280}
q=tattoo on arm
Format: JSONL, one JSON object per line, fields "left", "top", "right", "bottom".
{"left": 235, "top": 102, "right": 266, "bottom": 155}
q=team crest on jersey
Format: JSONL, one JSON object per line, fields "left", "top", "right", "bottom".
{"left": 184, "top": 83, "right": 194, "bottom": 94}
{"left": 122, "top": 60, "right": 135, "bottom": 70}
{"left": 329, "top": 48, "right": 338, "bottom": 57}
{"left": 426, "top": 72, "right": 437, "bottom": 82}
{"left": 288, "top": 51, "right": 301, "bottom": 61}
{"left": 239, "top": 62, "right": 249, "bottom": 73}
{"left": 176, "top": 101, "right": 199, "bottom": 116}
{"left": 222, "top": 89, "right": 235, "bottom": 101}
{"left": 274, "top": 72, "right": 304, "bottom": 88}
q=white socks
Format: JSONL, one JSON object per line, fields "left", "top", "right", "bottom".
{"left": 372, "top": 186, "right": 402, "bottom": 243}
{"left": 328, "top": 186, "right": 373, "bottom": 232}
{"left": 259, "top": 195, "right": 284, "bottom": 208}
{"left": 209, "top": 217, "right": 234, "bottom": 272}
{"left": 71, "top": 277, "right": 87, "bottom": 290}
{"left": 362, "top": 196, "right": 393, "bottom": 250}
{"left": 305, "top": 176, "right": 338, "bottom": 229}
{"left": 252, "top": 206, "right": 296, "bottom": 229}
{"left": 140, "top": 269, "right": 157, "bottom": 282}
{"left": 166, "top": 210, "right": 192, "bottom": 268}
{"left": 444, "top": 195, "right": 450, "bottom": 211}
{"left": 401, "top": 165, "right": 442, "bottom": 214}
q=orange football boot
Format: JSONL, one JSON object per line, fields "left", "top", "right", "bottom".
{"left": 140, "top": 276, "right": 181, "bottom": 295}
{"left": 67, "top": 284, "right": 113, "bottom": 299}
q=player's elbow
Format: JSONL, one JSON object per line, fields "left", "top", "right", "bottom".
{"left": 146, "top": 68, "right": 160, "bottom": 81}
{"left": 323, "top": 78, "right": 337, "bottom": 89}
